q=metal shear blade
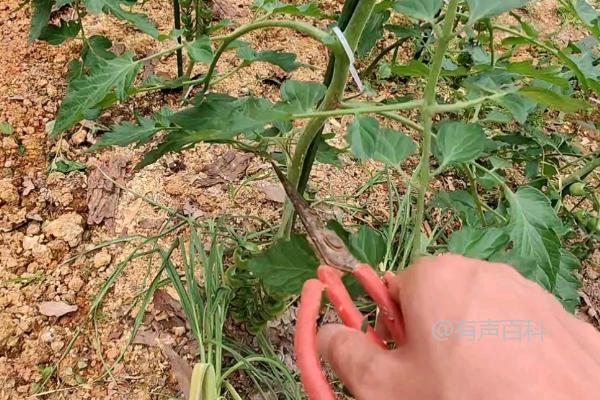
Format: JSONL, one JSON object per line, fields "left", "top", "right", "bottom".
{"left": 270, "top": 161, "right": 359, "bottom": 272}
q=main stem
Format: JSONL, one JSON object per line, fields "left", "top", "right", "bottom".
{"left": 277, "top": 0, "right": 377, "bottom": 238}
{"left": 411, "top": 0, "right": 459, "bottom": 259}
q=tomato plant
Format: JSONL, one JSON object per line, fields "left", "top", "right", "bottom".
{"left": 32, "top": 0, "right": 600, "bottom": 330}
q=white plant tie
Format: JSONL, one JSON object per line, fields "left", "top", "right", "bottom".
{"left": 332, "top": 26, "right": 364, "bottom": 93}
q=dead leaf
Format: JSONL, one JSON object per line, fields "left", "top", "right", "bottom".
{"left": 152, "top": 289, "right": 186, "bottom": 329}
{"left": 196, "top": 151, "right": 253, "bottom": 188}
{"left": 133, "top": 329, "right": 159, "bottom": 346}
{"left": 259, "top": 182, "right": 286, "bottom": 203}
{"left": 38, "top": 301, "right": 78, "bottom": 317}
{"left": 158, "top": 339, "right": 192, "bottom": 399}
{"left": 212, "top": 0, "right": 245, "bottom": 18}
{"left": 22, "top": 176, "right": 35, "bottom": 196}
{"left": 87, "top": 155, "right": 127, "bottom": 230}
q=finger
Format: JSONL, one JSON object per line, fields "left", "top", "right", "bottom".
{"left": 317, "top": 324, "right": 395, "bottom": 398}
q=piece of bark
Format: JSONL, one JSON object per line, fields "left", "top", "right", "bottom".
{"left": 196, "top": 151, "right": 253, "bottom": 188}
{"left": 86, "top": 155, "right": 128, "bottom": 230}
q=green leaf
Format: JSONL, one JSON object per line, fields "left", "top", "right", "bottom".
{"left": 56, "top": 0, "right": 77, "bottom": 7}
{"left": 434, "top": 121, "right": 488, "bottom": 169}
{"left": 466, "top": 0, "right": 531, "bottom": 24}
{"left": 29, "top": 0, "right": 52, "bottom": 43}
{"left": 52, "top": 52, "right": 142, "bottom": 136}
{"left": 0, "top": 122, "right": 14, "bottom": 136}
{"left": 505, "top": 187, "right": 563, "bottom": 289}
{"left": 84, "top": 0, "right": 159, "bottom": 38}
{"left": 185, "top": 36, "right": 213, "bottom": 64}
{"left": 553, "top": 250, "right": 581, "bottom": 312}
{"left": 448, "top": 227, "right": 509, "bottom": 259}
{"left": 92, "top": 117, "right": 159, "bottom": 151}
{"left": 393, "top": 0, "right": 443, "bottom": 21}
{"left": 277, "top": 80, "right": 326, "bottom": 114}
{"left": 573, "top": 0, "right": 599, "bottom": 26}
{"left": 497, "top": 94, "right": 536, "bottom": 124}
{"left": 506, "top": 61, "right": 569, "bottom": 88}
{"left": 346, "top": 116, "right": 416, "bottom": 167}
{"left": 518, "top": 87, "right": 590, "bottom": 112}
{"left": 253, "top": 0, "right": 322, "bottom": 17}
{"left": 171, "top": 94, "right": 288, "bottom": 135}
{"left": 49, "top": 158, "right": 87, "bottom": 173}
{"left": 82, "top": 35, "right": 116, "bottom": 69}
{"left": 357, "top": 9, "right": 390, "bottom": 56}
{"left": 391, "top": 60, "right": 430, "bottom": 77}
{"left": 39, "top": 20, "right": 82, "bottom": 45}
{"left": 248, "top": 234, "right": 319, "bottom": 296}
{"left": 315, "top": 135, "right": 343, "bottom": 166}
{"left": 237, "top": 45, "right": 301, "bottom": 72}
{"left": 348, "top": 226, "right": 386, "bottom": 268}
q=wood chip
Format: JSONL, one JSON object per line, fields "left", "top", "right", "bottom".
{"left": 86, "top": 155, "right": 128, "bottom": 230}
{"left": 212, "top": 0, "right": 244, "bottom": 18}
{"left": 158, "top": 339, "right": 192, "bottom": 400}
{"left": 38, "top": 301, "right": 78, "bottom": 317}
{"left": 196, "top": 151, "right": 253, "bottom": 188}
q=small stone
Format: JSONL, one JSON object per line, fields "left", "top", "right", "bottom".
{"left": 70, "top": 129, "right": 87, "bottom": 146}
{"left": 0, "top": 179, "right": 19, "bottom": 205}
{"left": 172, "top": 326, "right": 186, "bottom": 337}
{"left": 40, "top": 329, "right": 55, "bottom": 343}
{"left": 68, "top": 275, "right": 84, "bottom": 292}
{"left": 105, "top": 347, "right": 119, "bottom": 360}
{"left": 586, "top": 264, "right": 600, "bottom": 280}
{"left": 22, "top": 235, "right": 51, "bottom": 260}
{"left": 93, "top": 251, "right": 112, "bottom": 269}
{"left": 46, "top": 84, "right": 57, "bottom": 97}
{"left": 26, "top": 223, "right": 41, "bottom": 236}
{"left": 51, "top": 340, "right": 64, "bottom": 353}
{"left": 42, "top": 213, "right": 84, "bottom": 247}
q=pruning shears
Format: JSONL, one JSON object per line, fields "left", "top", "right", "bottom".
{"left": 271, "top": 163, "right": 405, "bottom": 400}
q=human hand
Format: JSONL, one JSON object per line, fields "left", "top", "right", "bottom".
{"left": 317, "top": 254, "right": 600, "bottom": 399}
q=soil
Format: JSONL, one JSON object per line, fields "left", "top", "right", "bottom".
{"left": 0, "top": 0, "right": 599, "bottom": 399}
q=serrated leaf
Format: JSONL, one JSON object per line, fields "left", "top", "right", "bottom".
{"left": 434, "top": 121, "right": 488, "bottom": 169}
{"left": 171, "top": 95, "right": 288, "bottom": 135}
{"left": 84, "top": 0, "right": 159, "bottom": 38}
{"left": 91, "top": 117, "right": 160, "bottom": 151}
{"left": 29, "top": 0, "right": 52, "bottom": 43}
{"left": 49, "top": 158, "right": 87, "bottom": 173}
{"left": 253, "top": 0, "right": 322, "bottom": 17}
{"left": 506, "top": 61, "right": 569, "bottom": 88}
{"left": 497, "top": 94, "right": 536, "bottom": 124}
{"left": 466, "top": 0, "right": 531, "bottom": 24}
{"left": 448, "top": 227, "right": 509, "bottom": 259}
{"left": 393, "top": 0, "right": 443, "bottom": 21}
{"left": 357, "top": 9, "right": 390, "bottom": 56}
{"left": 348, "top": 226, "right": 386, "bottom": 267}
{"left": 52, "top": 52, "right": 141, "bottom": 136}
{"left": 276, "top": 80, "right": 326, "bottom": 114}
{"left": 39, "top": 19, "right": 82, "bottom": 45}
{"left": 237, "top": 45, "right": 301, "bottom": 72}
{"left": 248, "top": 234, "right": 319, "bottom": 296}
{"left": 185, "top": 36, "right": 213, "bottom": 64}
{"left": 82, "top": 35, "right": 116, "bottom": 69}
{"left": 346, "top": 116, "right": 416, "bottom": 167}
{"left": 553, "top": 250, "right": 581, "bottom": 312}
{"left": 518, "top": 87, "right": 590, "bottom": 112}
{"left": 506, "top": 187, "right": 563, "bottom": 289}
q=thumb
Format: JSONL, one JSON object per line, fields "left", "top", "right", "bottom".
{"left": 317, "top": 324, "right": 393, "bottom": 398}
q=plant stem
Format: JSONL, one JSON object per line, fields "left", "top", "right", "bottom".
{"left": 431, "top": 90, "right": 517, "bottom": 113}
{"left": 360, "top": 37, "right": 411, "bottom": 78}
{"left": 173, "top": 0, "right": 184, "bottom": 77}
{"left": 411, "top": 0, "right": 459, "bottom": 259}
{"left": 291, "top": 99, "right": 424, "bottom": 119}
{"left": 562, "top": 156, "right": 600, "bottom": 188}
{"left": 277, "top": 0, "right": 378, "bottom": 238}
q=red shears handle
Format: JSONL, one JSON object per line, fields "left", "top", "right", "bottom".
{"left": 294, "top": 265, "right": 405, "bottom": 400}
